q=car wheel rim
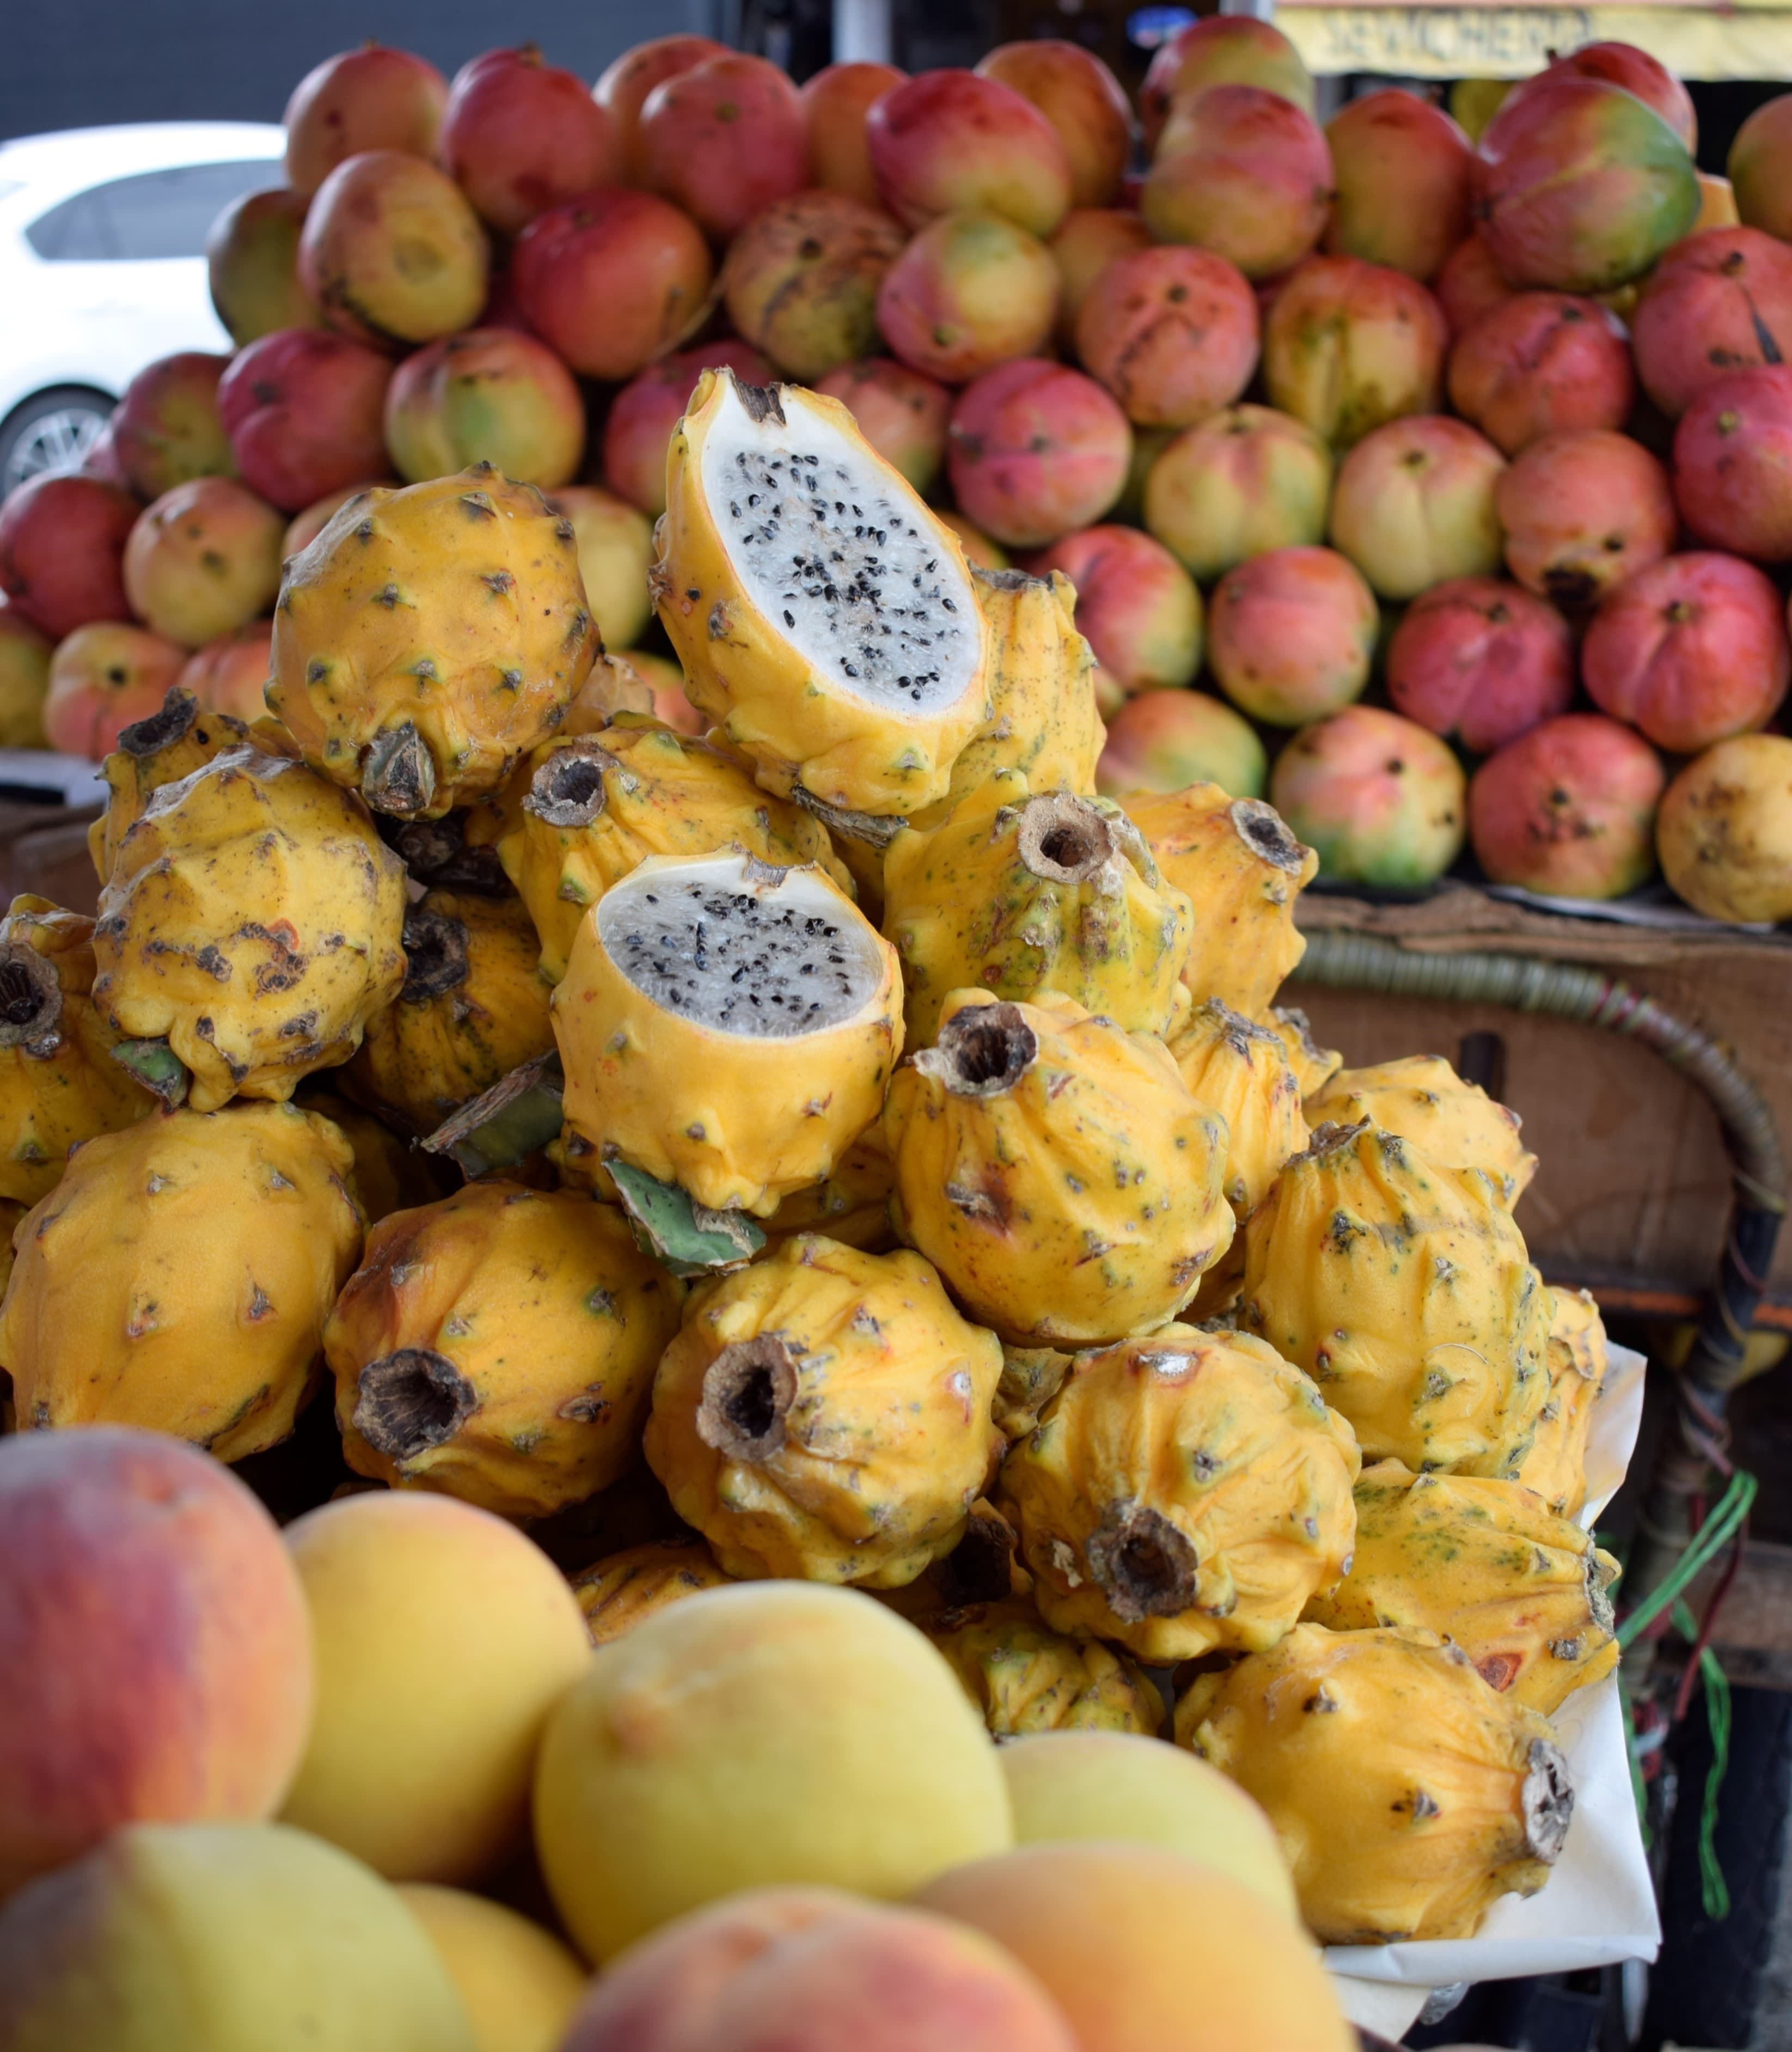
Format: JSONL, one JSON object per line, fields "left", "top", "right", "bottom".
{"left": 5, "top": 408, "right": 108, "bottom": 494}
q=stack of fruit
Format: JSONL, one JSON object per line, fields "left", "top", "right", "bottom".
{"left": 0, "top": 319, "right": 1626, "bottom": 2047}
{"left": 0, "top": 27, "right": 1790, "bottom": 926}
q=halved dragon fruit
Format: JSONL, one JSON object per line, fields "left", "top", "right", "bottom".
{"left": 653, "top": 367, "right": 992, "bottom": 829}
{"left": 552, "top": 848, "right": 903, "bottom": 1216}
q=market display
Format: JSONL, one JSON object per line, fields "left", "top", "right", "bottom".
{"left": 0, "top": 20, "right": 1756, "bottom": 2052}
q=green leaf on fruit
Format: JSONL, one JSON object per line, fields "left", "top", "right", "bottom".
{"left": 111, "top": 1038, "right": 189, "bottom": 1108}
{"left": 607, "top": 1162, "right": 765, "bottom": 1276}
{"left": 423, "top": 1051, "right": 565, "bottom": 1175}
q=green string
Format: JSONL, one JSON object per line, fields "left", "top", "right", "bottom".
{"left": 1670, "top": 1597, "right": 1734, "bottom": 1921}
{"left": 1616, "top": 1470, "right": 1758, "bottom": 1650}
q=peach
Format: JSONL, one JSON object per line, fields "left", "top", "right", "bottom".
{"left": 280, "top": 1492, "right": 591, "bottom": 1884}
{"left": 976, "top": 41, "right": 1132, "bottom": 209}
{"left": 802, "top": 62, "right": 907, "bottom": 206}
{"left": 1143, "top": 402, "right": 1332, "bottom": 583}
{"left": 1696, "top": 172, "right": 1740, "bottom": 230}
{"left": 640, "top": 53, "right": 808, "bottom": 245}
{"left": 1386, "top": 576, "right": 1574, "bottom": 752}
{"left": 1329, "top": 413, "right": 1506, "bottom": 600}
{"left": 915, "top": 1842, "right": 1356, "bottom": 2052}
{"left": 1447, "top": 292, "right": 1634, "bottom": 455}
{"left": 534, "top": 1585, "right": 1012, "bottom": 1961}
{"left": 1095, "top": 689, "right": 1265, "bottom": 799}
{"left": 383, "top": 326, "right": 586, "bottom": 488}
{"left": 1140, "top": 17, "right": 1316, "bottom": 152}
{"left": 399, "top": 1884, "right": 588, "bottom": 2052}
{"left": 1469, "top": 713, "right": 1665, "bottom": 898}
{"left": 548, "top": 486, "right": 655, "bottom": 650}
{"left": 206, "top": 188, "right": 322, "bottom": 347}
{"left": 1269, "top": 703, "right": 1467, "bottom": 885}
{"left": 1263, "top": 253, "right": 1448, "bottom": 447}
{"left": 1434, "top": 232, "right": 1516, "bottom": 338}
{"left": 722, "top": 190, "right": 906, "bottom": 382}
{"left": 1047, "top": 207, "right": 1152, "bottom": 347}
{"left": 1656, "top": 731, "right": 1792, "bottom": 921}
{"left": 1074, "top": 245, "right": 1258, "bottom": 431}
{"left": 937, "top": 510, "right": 1009, "bottom": 570}
{"left": 1581, "top": 550, "right": 1790, "bottom": 752}
{"left": 179, "top": 620, "right": 275, "bottom": 724}
{"left": 560, "top": 1888, "right": 1078, "bottom": 2051}
{"left": 512, "top": 189, "right": 713, "bottom": 382}
{"left": 43, "top": 623, "right": 185, "bottom": 756}
{"left": 1144, "top": 86, "right": 1331, "bottom": 281}
{"left": 594, "top": 34, "right": 728, "bottom": 182}
{"left": 607, "top": 650, "right": 703, "bottom": 735}
{"left": 1209, "top": 543, "right": 1377, "bottom": 725}
{"left": 814, "top": 357, "right": 952, "bottom": 496}
{"left": 1672, "top": 362, "right": 1792, "bottom": 562}
{"left": 0, "top": 473, "right": 138, "bottom": 639}
{"left": 111, "top": 351, "right": 234, "bottom": 500}
{"left": 283, "top": 43, "right": 448, "bottom": 196}
{"left": 283, "top": 482, "right": 385, "bottom": 558}
{"left": 1497, "top": 427, "right": 1677, "bottom": 607}
{"left": 123, "top": 477, "right": 285, "bottom": 648}
{"left": 0, "top": 1426, "right": 313, "bottom": 1896}
{"left": 867, "top": 69, "right": 1073, "bottom": 237}
{"left": 216, "top": 327, "right": 394, "bottom": 511}
{"left": 1729, "top": 93, "right": 1792, "bottom": 241}
{"left": 1029, "top": 523, "right": 1202, "bottom": 698}
{"left": 299, "top": 150, "right": 489, "bottom": 348}
{"left": 876, "top": 211, "right": 1058, "bottom": 383}
{"left": 441, "top": 45, "right": 621, "bottom": 236}
{"left": 1324, "top": 89, "right": 1472, "bottom": 282}
{"left": 1631, "top": 228, "right": 1792, "bottom": 420}
{"left": 0, "top": 603, "right": 51, "bottom": 749}
{"left": 947, "top": 360, "right": 1131, "bottom": 548}
{"left": 601, "top": 341, "right": 773, "bottom": 519}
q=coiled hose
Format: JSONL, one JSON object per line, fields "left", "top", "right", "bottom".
{"left": 1290, "top": 927, "right": 1787, "bottom": 1641}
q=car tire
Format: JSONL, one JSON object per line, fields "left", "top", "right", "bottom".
{"left": 0, "top": 386, "right": 115, "bottom": 497}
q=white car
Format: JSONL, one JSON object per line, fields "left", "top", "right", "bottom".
{"left": 0, "top": 121, "right": 286, "bottom": 494}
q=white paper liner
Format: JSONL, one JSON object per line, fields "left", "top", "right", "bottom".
{"left": 1328, "top": 1341, "right": 1658, "bottom": 2025}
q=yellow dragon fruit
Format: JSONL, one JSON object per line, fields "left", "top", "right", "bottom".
{"left": 0, "top": 895, "right": 155, "bottom": 1204}
{"left": 494, "top": 716, "right": 847, "bottom": 984}
{"left": 553, "top": 850, "right": 902, "bottom": 1217}
{"left": 344, "top": 890, "right": 553, "bottom": 1137}
{"left": 0, "top": 1101, "right": 363, "bottom": 1460}
{"left": 1169, "top": 999, "right": 1309, "bottom": 1224}
{"left": 1120, "top": 784, "right": 1317, "bottom": 1015}
{"left": 643, "top": 1234, "right": 1004, "bottom": 1587}
{"left": 1263, "top": 1004, "right": 1343, "bottom": 1097}
{"left": 925, "top": 1598, "right": 1163, "bottom": 1740}
{"left": 1306, "top": 1054, "right": 1538, "bottom": 1208}
{"left": 570, "top": 1536, "right": 735, "bottom": 1646}
{"left": 87, "top": 689, "right": 253, "bottom": 884}
{"left": 882, "top": 775, "right": 1193, "bottom": 1048}
{"left": 996, "top": 1324, "right": 1361, "bottom": 1663}
{"left": 760, "top": 1121, "right": 898, "bottom": 1253}
{"left": 883, "top": 988, "right": 1232, "bottom": 1346}
{"left": 1238, "top": 1120, "right": 1551, "bottom": 1477}
{"left": 268, "top": 467, "right": 599, "bottom": 820}
{"left": 994, "top": 1346, "right": 1073, "bottom": 1443}
{"left": 1177, "top": 1622, "right": 1574, "bottom": 1943}
{"left": 91, "top": 748, "right": 408, "bottom": 1113}
{"left": 1305, "top": 1461, "right": 1620, "bottom": 1714}
{"left": 654, "top": 369, "right": 991, "bottom": 819}
{"left": 1514, "top": 1287, "right": 1610, "bottom": 1517}
{"left": 327, "top": 1181, "right": 683, "bottom": 1521}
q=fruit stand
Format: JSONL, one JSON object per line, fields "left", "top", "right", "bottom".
{"left": 0, "top": 19, "right": 1788, "bottom": 2052}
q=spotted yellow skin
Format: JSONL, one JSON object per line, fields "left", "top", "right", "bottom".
{"left": 1514, "top": 1287, "right": 1610, "bottom": 1517}
{"left": 1177, "top": 1623, "right": 1569, "bottom": 1944}
{"left": 1120, "top": 783, "right": 1317, "bottom": 1016}
{"left": 268, "top": 468, "right": 598, "bottom": 820}
{"left": 327, "top": 1181, "right": 683, "bottom": 1522}
{"left": 883, "top": 775, "right": 1194, "bottom": 1050}
{"left": 925, "top": 1598, "right": 1163, "bottom": 1740}
{"left": 552, "top": 854, "right": 902, "bottom": 1218}
{"left": 92, "top": 748, "right": 407, "bottom": 1113}
{"left": 1305, "top": 1461, "right": 1620, "bottom": 1715}
{"left": 994, "top": 1346, "right": 1073, "bottom": 1443}
{"left": 1261, "top": 1004, "right": 1342, "bottom": 1097}
{"left": 1238, "top": 1121, "right": 1551, "bottom": 1478}
{"left": 1170, "top": 998, "right": 1308, "bottom": 1224}
{"left": 294, "top": 1084, "right": 453, "bottom": 1223}
{"left": 907, "top": 567, "right": 1105, "bottom": 830}
{"left": 884, "top": 988, "right": 1232, "bottom": 1347}
{"left": 87, "top": 695, "right": 254, "bottom": 885}
{"left": 494, "top": 716, "right": 848, "bottom": 985}
{"left": 570, "top": 1537, "right": 735, "bottom": 1646}
{"left": 0, "top": 895, "right": 155, "bottom": 1204}
{"left": 761, "top": 1122, "right": 897, "bottom": 1253}
{"left": 345, "top": 890, "right": 553, "bottom": 1137}
{"left": 0, "top": 1101, "right": 362, "bottom": 1459}
{"left": 644, "top": 1235, "right": 1005, "bottom": 1587}
{"left": 996, "top": 1324, "right": 1361, "bottom": 1664}
{"left": 655, "top": 370, "right": 991, "bottom": 818}
{"left": 1307, "top": 1054, "right": 1537, "bottom": 1210}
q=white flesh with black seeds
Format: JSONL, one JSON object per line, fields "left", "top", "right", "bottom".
{"left": 698, "top": 376, "right": 982, "bottom": 718}
{"left": 595, "top": 853, "right": 886, "bottom": 1041}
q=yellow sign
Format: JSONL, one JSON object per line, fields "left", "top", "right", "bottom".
{"left": 1279, "top": 4, "right": 1792, "bottom": 75}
